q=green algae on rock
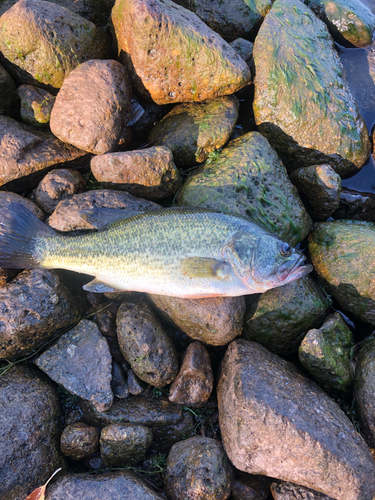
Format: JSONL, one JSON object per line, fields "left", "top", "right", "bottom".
{"left": 354, "top": 337, "right": 375, "bottom": 447}
{"left": 0, "top": 0, "right": 109, "bottom": 89}
{"left": 243, "top": 275, "right": 331, "bottom": 356}
{"left": 253, "top": 0, "right": 370, "bottom": 177}
{"left": 111, "top": 0, "right": 251, "bottom": 104}
{"left": 305, "top": 0, "right": 375, "bottom": 48}
{"left": 176, "top": 131, "right": 312, "bottom": 246}
{"left": 299, "top": 312, "right": 354, "bottom": 395}
{"left": 18, "top": 84, "right": 55, "bottom": 127}
{"left": 309, "top": 220, "right": 375, "bottom": 325}
{"left": 147, "top": 96, "right": 239, "bottom": 167}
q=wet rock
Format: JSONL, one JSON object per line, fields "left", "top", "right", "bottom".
{"left": 305, "top": 0, "right": 375, "bottom": 48}
{"left": 176, "top": 131, "right": 312, "bottom": 246}
{"left": 165, "top": 435, "right": 233, "bottom": 500}
{"left": 231, "top": 471, "right": 271, "bottom": 500}
{"left": 332, "top": 187, "right": 375, "bottom": 221}
{"left": 100, "top": 423, "right": 153, "bottom": 466}
{"left": 299, "top": 312, "right": 354, "bottom": 395}
{"left": 309, "top": 220, "right": 375, "bottom": 325}
{"left": 150, "top": 408, "right": 196, "bottom": 454}
{"left": 117, "top": 299, "right": 179, "bottom": 387}
{"left": 150, "top": 294, "right": 245, "bottom": 346}
{"left": 94, "top": 301, "right": 118, "bottom": 337}
{"left": 289, "top": 164, "right": 341, "bottom": 221}
{"left": 169, "top": 341, "right": 213, "bottom": 407}
{"left": 0, "top": 268, "right": 18, "bottom": 287}
{"left": 218, "top": 339, "right": 375, "bottom": 500}
{"left": 45, "top": 470, "right": 164, "bottom": 500}
{"left": 91, "top": 146, "right": 181, "bottom": 200}
{"left": 173, "top": 0, "right": 272, "bottom": 42}
{"left": 0, "top": 269, "right": 82, "bottom": 360}
{"left": 0, "top": 116, "right": 87, "bottom": 192}
{"left": 127, "top": 368, "right": 147, "bottom": 395}
{"left": 48, "top": 189, "right": 159, "bottom": 231}
{"left": 35, "top": 319, "right": 113, "bottom": 412}
{"left": 18, "top": 84, "right": 55, "bottom": 127}
{"left": 230, "top": 39, "right": 254, "bottom": 69}
{"left": 0, "top": 190, "right": 44, "bottom": 219}
{"left": 271, "top": 480, "right": 335, "bottom": 499}
{"left": 35, "top": 168, "right": 86, "bottom": 214}
{"left": 111, "top": 361, "right": 129, "bottom": 399}
{"left": 0, "top": 64, "right": 18, "bottom": 116}
{"left": 0, "top": 0, "right": 109, "bottom": 89}
{"left": 0, "top": 365, "right": 65, "bottom": 500}
{"left": 147, "top": 96, "right": 239, "bottom": 167}
{"left": 111, "top": 0, "right": 250, "bottom": 104}
{"left": 354, "top": 337, "right": 375, "bottom": 447}
{"left": 50, "top": 60, "right": 131, "bottom": 154}
{"left": 79, "top": 395, "right": 183, "bottom": 429}
{"left": 243, "top": 275, "right": 331, "bottom": 356}
{"left": 60, "top": 422, "right": 100, "bottom": 461}
{"left": 253, "top": 0, "right": 370, "bottom": 177}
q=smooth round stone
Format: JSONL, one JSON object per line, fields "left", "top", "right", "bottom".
{"left": 100, "top": 423, "right": 153, "bottom": 466}
{"left": 60, "top": 422, "right": 100, "bottom": 461}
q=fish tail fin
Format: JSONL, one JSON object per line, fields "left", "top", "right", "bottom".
{"left": 0, "top": 202, "right": 55, "bottom": 269}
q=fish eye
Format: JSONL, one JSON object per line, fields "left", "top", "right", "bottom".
{"left": 280, "top": 242, "right": 292, "bottom": 257}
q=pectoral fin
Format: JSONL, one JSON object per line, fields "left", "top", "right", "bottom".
{"left": 83, "top": 278, "right": 120, "bottom": 293}
{"left": 180, "top": 257, "right": 232, "bottom": 279}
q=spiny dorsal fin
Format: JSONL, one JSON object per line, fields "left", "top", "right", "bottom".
{"left": 180, "top": 257, "right": 232, "bottom": 279}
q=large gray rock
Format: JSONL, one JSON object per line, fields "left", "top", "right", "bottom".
{"left": 0, "top": 269, "right": 83, "bottom": 360}
{"left": 0, "top": 0, "right": 109, "bottom": 88}
{"left": 218, "top": 340, "right": 375, "bottom": 500}
{"left": 50, "top": 60, "right": 131, "bottom": 154}
{"left": 35, "top": 320, "right": 113, "bottom": 412}
{"left": 0, "top": 365, "right": 65, "bottom": 500}
{"left": 176, "top": 131, "right": 311, "bottom": 246}
{"left": 253, "top": 0, "right": 370, "bottom": 177}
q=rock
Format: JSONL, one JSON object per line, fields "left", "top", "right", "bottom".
{"left": 230, "top": 39, "right": 254, "bottom": 69}
{"left": 218, "top": 339, "right": 375, "bottom": 500}
{"left": 253, "top": 0, "right": 370, "bottom": 177}
{"left": 111, "top": 361, "right": 129, "bottom": 399}
{"left": 305, "top": 0, "right": 375, "bottom": 48}
{"left": 35, "top": 319, "right": 113, "bottom": 412}
{"left": 50, "top": 59, "right": 131, "bottom": 154}
{"left": 243, "top": 275, "right": 331, "bottom": 356}
{"left": 79, "top": 395, "right": 183, "bottom": 429}
{"left": 172, "top": 0, "right": 272, "bottom": 42}
{"left": 231, "top": 471, "right": 271, "bottom": 500}
{"left": 94, "top": 301, "right": 118, "bottom": 338}
{"left": 100, "top": 423, "right": 153, "bottom": 466}
{"left": 176, "top": 131, "right": 312, "bottom": 246}
{"left": 165, "top": 436, "right": 233, "bottom": 500}
{"left": 0, "top": 365, "right": 65, "bottom": 500}
{"left": 289, "top": 164, "right": 341, "bottom": 221}
{"left": 309, "top": 220, "right": 375, "bottom": 325}
{"left": 127, "top": 368, "right": 147, "bottom": 395}
{"left": 147, "top": 96, "right": 239, "bottom": 167}
{"left": 0, "top": 191, "right": 44, "bottom": 219}
{"left": 0, "top": 268, "right": 18, "bottom": 287}
{"left": 0, "top": 269, "right": 82, "bottom": 359}
{"left": 299, "top": 312, "right": 354, "bottom": 395}
{"left": 150, "top": 294, "right": 245, "bottom": 346}
{"left": 45, "top": 470, "right": 164, "bottom": 500}
{"left": 60, "top": 422, "right": 100, "bottom": 460}
{"left": 111, "top": 0, "right": 250, "bottom": 104}
{"left": 332, "top": 188, "right": 375, "bottom": 221}
{"left": 117, "top": 299, "right": 178, "bottom": 387}
{"left": 169, "top": 341, "right": 213, "bottom": 407}
{"left": 91, "top": 146, "right": 181, "bottom": 200}
{"left": 18, "top": 84, "right": 55, "bottom": 127}
{"left": 48, "top": 189, "right": 159, "bottom": 231}
{"left": 0, "top": 116, "right": 87, "bottom": 193}
{"left": 271, "top": 480, "right": 335, "bottom": 499}
{"left": 149, "top": 409, "right": 196, "bottom": 454}
{"left": 0, "top": 64, "right": 18, "bottom": 116}
{"left": 354, "top": 337, "right": 375, "bottom": 447}
{"left": 0, "top": 0, "right": 109, "bottom": 88}
{"left": 35, "top": 168, "right": 86, "bottom": 214}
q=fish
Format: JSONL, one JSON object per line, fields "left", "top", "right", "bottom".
{"left": 0, "top": 203, "right": 313, "bottom": 298}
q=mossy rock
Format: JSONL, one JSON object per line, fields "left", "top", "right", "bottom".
{"left": 253, "top": 0, "right": 370, "bottom": 177}
{"left": 242, "top": 275, "right": 331, "bottom": 356}
{"left": 176, "top": 131, "right": 312, "bottom": 246}
{"left": 309, "top": 220, "right": 375, "bottom": 325}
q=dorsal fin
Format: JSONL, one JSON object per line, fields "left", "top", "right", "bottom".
{"left": 79, "top": 208, "right": 144, "bottom": 230}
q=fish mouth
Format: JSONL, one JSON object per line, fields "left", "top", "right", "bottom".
{"left": 277, "top": 254, "right": 313, "bottom": 283}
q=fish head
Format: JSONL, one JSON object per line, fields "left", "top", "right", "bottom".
{"left": 250, "top": 234, "right": 313, "bottom": 290}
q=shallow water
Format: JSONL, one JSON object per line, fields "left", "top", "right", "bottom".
{"left": 338, "top": 0, "right": 375, "bottom": 192}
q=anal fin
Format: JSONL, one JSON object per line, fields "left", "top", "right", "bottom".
{"left": 83, "top": 278, "right": 120, "bottom": 293}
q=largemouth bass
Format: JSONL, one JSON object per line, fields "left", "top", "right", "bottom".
{"left": 0, "top": 203, "right": 312, "bottom": 298}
